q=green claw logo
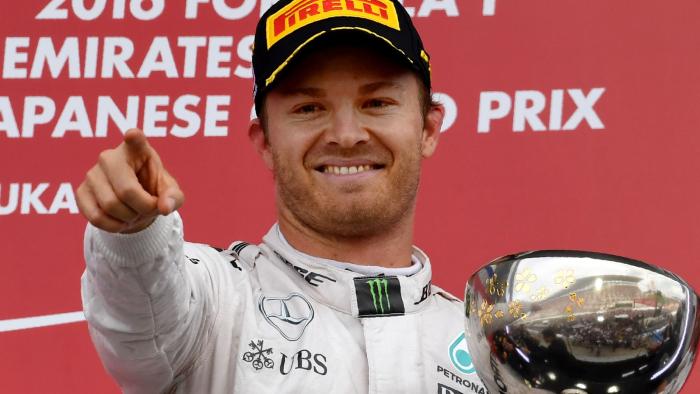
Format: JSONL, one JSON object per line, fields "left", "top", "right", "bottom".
{"left": 367, "top": 278, "right": 390, "bottom": 314}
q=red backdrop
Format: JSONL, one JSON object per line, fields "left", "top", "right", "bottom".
{"left": 1, "top": 0, "right": 699, "bottom": 392}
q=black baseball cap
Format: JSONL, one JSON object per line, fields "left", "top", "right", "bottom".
{"left": 252, "top": 0, "right": 432, "bottom": 116}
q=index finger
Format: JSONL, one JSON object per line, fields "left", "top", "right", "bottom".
{"left": 123, "top": 128, "right": 151, "bottom": 156}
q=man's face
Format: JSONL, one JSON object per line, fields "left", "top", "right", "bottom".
{"left": 251, "top": 44, "right": 443, "bottom": 239}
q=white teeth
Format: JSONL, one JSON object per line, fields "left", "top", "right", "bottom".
{"left": 323, "top": 165, "right": 374, "bottom": 175}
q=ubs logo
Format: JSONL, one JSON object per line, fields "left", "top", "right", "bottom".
{"left": 242, "top": 339, "right": 328, "bottom": 376}
{"left": 280, "top": 349, "right": 328, "bottom": 375}
{"left": 242, "top": 339, "right": 275, "bottom": 371}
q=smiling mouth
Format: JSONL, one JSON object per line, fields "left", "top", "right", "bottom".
{"left": 316, "top": 164, "right": 384, "bottom": 175}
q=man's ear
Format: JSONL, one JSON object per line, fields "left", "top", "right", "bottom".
{"left": 421, "top": 104, "right": 444, "bottom": 158}
{"left": 249, "top": 118, "right": 274, "bottom": 170}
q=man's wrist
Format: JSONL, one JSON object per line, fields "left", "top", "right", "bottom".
{"left": 120, "top": 216, "right": 158, "bottom": 234}
{"left": 89, "top": 212, "right": 181, "bottom": 266}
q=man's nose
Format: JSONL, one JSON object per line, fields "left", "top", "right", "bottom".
{"left": 324, "top": 107, "right": 370, "bottom": 147}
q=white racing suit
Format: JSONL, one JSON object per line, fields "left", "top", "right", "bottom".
{"left": 81, "top": 212, "right": 486, "bottom": 394}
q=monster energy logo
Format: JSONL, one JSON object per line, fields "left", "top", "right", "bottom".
{"left": 354, "top": 276, "right": 405, "bottom": 317}
{"left": 367, "top": 278, "right": 391, "bottom": 313}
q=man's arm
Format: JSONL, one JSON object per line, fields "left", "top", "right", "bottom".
{"left": 78, "top": 129, "right": 207, "bottom": 393}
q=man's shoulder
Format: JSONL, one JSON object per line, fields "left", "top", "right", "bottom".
{"left": 431, "top": 284, "right": 463, "bottom": 305}
{"left": 426, "top": 284, "right": 464, "bottom": 321}
{"left": 182, "top": 239, "right": 260, "bottom": 273}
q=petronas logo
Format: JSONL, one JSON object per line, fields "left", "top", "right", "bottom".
{"left": 367, "top": 278, "right": 391, "bottom": 314}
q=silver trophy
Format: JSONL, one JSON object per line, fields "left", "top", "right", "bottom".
{"left": 464, "top": 251, "right": 700, "bottom": 394}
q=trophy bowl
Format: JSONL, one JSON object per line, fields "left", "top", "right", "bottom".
{"left": 464, "top": 251, "right": 700, "bottom": 394}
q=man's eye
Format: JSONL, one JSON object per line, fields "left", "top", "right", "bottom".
{"left": 364, "top": 99, "right": 391, "bottom": 109}
{"left": 294, "top": 104, "right": 321, "bottom": 114}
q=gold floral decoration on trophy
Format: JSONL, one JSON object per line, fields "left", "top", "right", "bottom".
{"left": 554, "top": 269, "right": 576, "bottom": 289}
{"left": 514, "top": 268, "right": 537, "bottom": 294}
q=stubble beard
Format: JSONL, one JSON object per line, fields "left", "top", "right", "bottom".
{"left": 272, "top": 149, "right": 422, "bottom": 239}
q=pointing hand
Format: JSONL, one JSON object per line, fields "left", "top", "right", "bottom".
{"left": 76, "top": 128, "right": 185, "bottom": 233}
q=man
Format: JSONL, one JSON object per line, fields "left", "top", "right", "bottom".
{"left": 79, "top": 0, "right": 486, "bottom": 393}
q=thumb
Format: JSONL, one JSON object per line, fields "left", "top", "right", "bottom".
{"left": 156, "top": 170, "right": 185, "bottom": 215}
